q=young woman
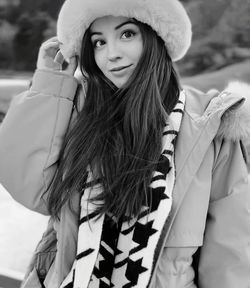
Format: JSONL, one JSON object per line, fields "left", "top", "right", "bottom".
{"left": 0, "top": 0, "right": 250, "bottom": 287}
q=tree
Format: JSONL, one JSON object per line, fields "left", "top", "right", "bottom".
{"left": 0, "top": 20, "right": 17, "bottom": 67}
{"left": 177, "top": 0, "right": 250, "bottom": 76}
{"left": 19, "top": 0, "right": 64, "bottom": 19}
{"left": 13, "top": 12, "right": 49, "bottom": 70}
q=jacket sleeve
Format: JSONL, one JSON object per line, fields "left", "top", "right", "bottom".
{"left": 0, "top": 69, "right": 78, "bottom": 215}
{"left": 198, "top": 138, "right": 250, "bottom": 288}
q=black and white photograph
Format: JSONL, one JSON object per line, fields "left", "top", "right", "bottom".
{"left": 0, "top": 0, "right": 250, "bottom": 287}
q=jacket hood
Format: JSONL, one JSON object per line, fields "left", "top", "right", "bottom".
{"left": 57, "top": 0, "right": 192, "bottom": 62}
{"left": 218, "top": 81, "right": 250, "bottom": 141}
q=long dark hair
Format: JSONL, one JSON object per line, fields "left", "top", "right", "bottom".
{"left": 47, "top": 20, "right": 180, "bottom": 220}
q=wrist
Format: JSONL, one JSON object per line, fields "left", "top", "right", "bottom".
{"left": 31, "top": 69, "right": 78, "bottom": 100}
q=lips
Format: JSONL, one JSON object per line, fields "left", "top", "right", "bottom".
{"left": 110, "top": 64, "right": 132, "bottom": 72}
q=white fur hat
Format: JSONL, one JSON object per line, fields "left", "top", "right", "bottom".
{"left": 57, "top": 0, "right": 192, "bottom": 62}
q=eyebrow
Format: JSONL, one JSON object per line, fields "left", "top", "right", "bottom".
{"left": 90, "top": 20, "right": 136, "bottom": 37}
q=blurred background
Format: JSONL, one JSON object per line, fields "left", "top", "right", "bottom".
{"left": 0, "top": 0, "right": 250, "bottom": 285}
{"left": 0, "top": 0, "right": 250, "bottom": 76}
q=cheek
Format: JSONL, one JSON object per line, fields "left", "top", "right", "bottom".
{"left": 131, "top": 40, "right": 143, "bottom": 64}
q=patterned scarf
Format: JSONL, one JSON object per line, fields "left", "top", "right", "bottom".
{"left": 61, "top": 91, "right": 185, "bottom": 288}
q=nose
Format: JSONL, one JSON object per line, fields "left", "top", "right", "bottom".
{"left": 107, "top": 41, "right": 121, "bottom": 62}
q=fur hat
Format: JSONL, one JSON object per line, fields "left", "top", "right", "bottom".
{"left": 57, "top": 0, "right": 192, "bottom": 62}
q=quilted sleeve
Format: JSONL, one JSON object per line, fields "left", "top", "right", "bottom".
{"left": 0, "top": 69, "right": 78, "bottom": 215}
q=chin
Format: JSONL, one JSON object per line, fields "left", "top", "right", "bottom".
{"left": 113, "top": 78, "right": 128, "bottom": 89}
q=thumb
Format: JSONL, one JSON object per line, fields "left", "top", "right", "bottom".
{"left": 63, "top": 56, "right": 78, "bottom": 75}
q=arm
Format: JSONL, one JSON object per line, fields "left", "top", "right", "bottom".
{"left": 0, "top": 69, "right": 78, "bottom": 215}
{"left": 198, "top": 138, "right": 250, "bottom": 287}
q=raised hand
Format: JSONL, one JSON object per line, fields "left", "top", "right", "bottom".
{"left": 36, "top": 36, "right": 77, "bottom": 76}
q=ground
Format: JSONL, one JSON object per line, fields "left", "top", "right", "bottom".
{"left": 0, "top": 184, "right": 49, "bottom": 276}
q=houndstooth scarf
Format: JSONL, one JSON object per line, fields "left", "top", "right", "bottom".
{"left": 61, "top": 91, "right": 185, "bottom": 288}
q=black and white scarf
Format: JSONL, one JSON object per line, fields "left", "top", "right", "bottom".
{"left": 61, "top": 91, "right": 185, "bottom": 288}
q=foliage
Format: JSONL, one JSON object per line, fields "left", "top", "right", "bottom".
{"left": 13, "top": 12, "right": 53, "bottom": 70}
{"left": 0, "top": 0, "right": 58, "bottom": 71}
{"left": 0, "top": 11, "right": 56, "bottom": 71}
{"left": 0, "top": 21, "right": 17, "bottom": 67}
{"left": 18, "top": 0, "right": 64, "bottom": 19}
{"left": 178, "top": 0, "right": 250, "bottom": 76}
{"left": 0, "top": 4, "right": 22, "bottom": 24}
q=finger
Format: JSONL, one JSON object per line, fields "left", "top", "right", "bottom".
{"left": 42, "top": 36, "right": 59, "bottom": 45}
{"left": 64, "top": 56, "right": 78, "bottom": 74}
{"left": 40, "top": 43, "right": 61, "bottom": 60}
{"left": 40, "top": 39, "right": 60, "bottom": 53}
{"left": 68, "top": 56, "right": 77, "bottom": 68}
{"left": 54, "top": 50, "right": 65, "bottom": 65}
{"left": 42, "top": 41, "right": 60, "bottom": 51}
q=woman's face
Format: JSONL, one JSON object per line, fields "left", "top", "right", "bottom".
{"left": 90, "top": 16, "right": 143, "bottom": 88}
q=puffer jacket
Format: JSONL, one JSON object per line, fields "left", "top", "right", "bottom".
{"left": 0, "top": 69, "right": 250, "bottom": 288}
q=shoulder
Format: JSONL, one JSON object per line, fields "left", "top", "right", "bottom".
{"left": 217, "top": 82, "right": 250, "bottom": 141}
{"left": 183, "top": 81, "right": 250, "bottom": 141}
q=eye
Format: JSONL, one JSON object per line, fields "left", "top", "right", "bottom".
{"left": 93, "top": 39, "right": 105, "bottom": 49}
{"left": 121, "top": 30, "right": 136, "bottom": 39}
